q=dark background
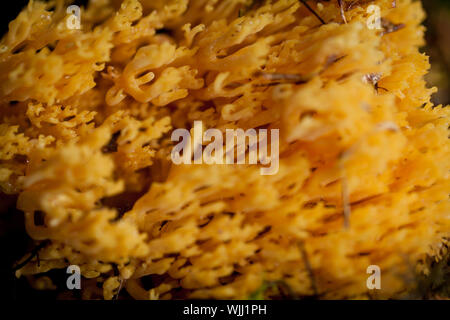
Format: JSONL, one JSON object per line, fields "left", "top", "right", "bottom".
{"left": 421, "top": 0, "right": 450, "bottom": 106}
{"left": 0, "top": 0, "right": 448, "bottom": 300}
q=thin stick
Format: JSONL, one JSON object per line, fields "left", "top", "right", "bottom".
{"left": 341, "top": 170, "right": 351, "bottom": 229}
{"left": 337, "top": 0, "right": 347, "bottom": 23}
{"left": 12, "top": 240, "right": 50, "bottom": 273}
{"left": 114, "top": 278, "right": 124, "bottom": 300}
{"left": 338, "top": 122, "right": 399, "bottom": 229}
{"left": 299, "top": 241, "right": 318, "bottom": 296}
{"left": 256, "top": 72, "right": 310, "bottom": 82}
{"left": 299, "top": 0, "right": 325, "bottom": 25}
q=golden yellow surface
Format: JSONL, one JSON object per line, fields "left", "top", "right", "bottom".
{"left": 0, "top": 0, "right": 449, "bottom": 299}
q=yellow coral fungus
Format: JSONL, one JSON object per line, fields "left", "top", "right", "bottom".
{"left": 0, "top": 0, "right": 448, "bottom": 300}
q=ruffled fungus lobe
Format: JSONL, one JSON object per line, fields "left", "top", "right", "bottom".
{"left": 0, "top": 0, "right": 449, "bottom": 299}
